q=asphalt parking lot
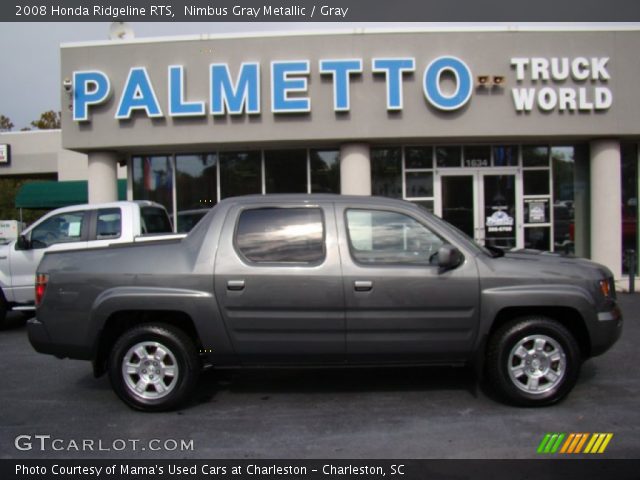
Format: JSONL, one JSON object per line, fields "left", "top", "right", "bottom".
{"left": 0, "top": 295, "right": 638, "bottom": 460}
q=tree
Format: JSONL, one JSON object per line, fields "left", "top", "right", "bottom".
{"left": 31, "top": 110, "right": 61, "bottom": 130}
{"left": 0, "top": 115, "right": 13, "bottom": 132}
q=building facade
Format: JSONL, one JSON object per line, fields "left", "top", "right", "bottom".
{"left": 29, "top": 27, "right": 640, "bottom": 277}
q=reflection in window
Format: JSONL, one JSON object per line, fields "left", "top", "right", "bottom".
{"left": 436, "top": 146, "right": 462, "bottom": 167}
{"left": 310, "top": 150, "right": 340, "bottom": 193}
{"left": 220, "top": 151, "right": 262, "bottom": 199}
{"left": 522, "top": 145, "right": 550, "bottom": 167}
{"left": 236, "top": 208, "right": 325, "bottom": 263}
{"left": 405, "top": 147, "right": 433, "bottom": 169}
{"left": 371, "top": 148, "right": 402, "bottom": 198}
{"left": 132, "top": 156, "right": 173, "bottom": 213}
{"left": 265, "top": 150, "right": 308, "bottom": 193}
{"left": 405, "top": 172, "right": 433, "bottom": 198}
{"left": 176, "top": 154, "right": 217, "bottom": 212}
{"left": 552, "top": 147, "right": 576, "bottom": 254}
{"left": 30, "top": 212, "right": 85, "bottom": 249}
{"left": 622, "top": 143, "right": 638, "bottom": 274}
{"left": 525, "top": 226, "right": 551, "bottom": 251}
{"left": 346, "top": 209, "right": 443, "bottom": 265}
{"left": 493, "top": 146, "right": 518, "bottom": 166}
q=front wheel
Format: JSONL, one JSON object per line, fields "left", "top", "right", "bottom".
{"left": 108, "top": 323, "right": 200, "bottom": 411}
{"left": 486, "top": 317, "right": 581, "bottom": 406}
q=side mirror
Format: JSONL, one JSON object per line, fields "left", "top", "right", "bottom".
{"left": 437, "top": 244, "right": 463, "bottom": 270}
{"left": 15, "top": 234, "right": 31, "bottom": 251}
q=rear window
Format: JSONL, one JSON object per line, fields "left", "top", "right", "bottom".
{"left": 235, "top": 208, "right": 325, "bottom": 264}
{"left": 140, "top": 207, "right": 173, "bottom": 234}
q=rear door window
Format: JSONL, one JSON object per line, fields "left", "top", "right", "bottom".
{"left": 235, "top": 208, "right": 325, "bottom": 264}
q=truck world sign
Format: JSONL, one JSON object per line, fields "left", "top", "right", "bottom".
{"left": 71, "top": 55, "right": 612, "bottom": 122}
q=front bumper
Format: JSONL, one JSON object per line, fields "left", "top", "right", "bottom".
{"left": 590, "top": 305, "right": 623, "bottom": 357}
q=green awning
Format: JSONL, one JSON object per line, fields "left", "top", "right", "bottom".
{"left": 15, "top": 180, "right": 127, "bottom": 209}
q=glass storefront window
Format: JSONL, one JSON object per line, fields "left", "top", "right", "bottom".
{"left": 132, "top": 155, "right": 173, "bottom": 213}
{"left": 552, "top": 147, "right": 576, "bottom": 255}
{"left": 522, "top": 145, "right": 550, "bottom": 167}
{"left": 371, "top": 147, "right": 402, "bottom": 198}
{"left": 493, "top": 146, "right": 518, "bottom": 167}
{"left": 524, "top": 170, "right": 550, "bottom": 196}
{"left": 405, "top": 147, "right": 433, "bottom": 169}
{"left": 436, "top": 146, "right": 462, "bottom": 167}
{"left": 621, "top": 143, "right": 638, "bottom": 274}
{"left": 525, "top": 226, "right": 551, "bottom": 251}
{"left": 405, "top": 172, "right": 433, "bottom": 198}
{"left": 411, "top": 200, "right": 434, "bottom": 213}
{"left": 219, "top": 151, "right": 262, "bottom": 199}
{"left": 463, "top": 146, "right": 491, "bottom": 168}
{"left": 175, "top": 154, "right": 217, "bottom": 211}
{"left": 310, "top": 149, "right": 340, "bottom": 193}
{"left": 265, "top": 149, "right": 308, "bottom": 193}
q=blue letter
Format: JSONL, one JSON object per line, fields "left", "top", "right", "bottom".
{"left": 372, "top": 58, "right": 415, "bottom": 110}
{"left": 169, "top": 66, "right": 205, "bottom": 117}
{"left": 423, "top": 56, "right": 472, "bottom": 111}
{"left": 210, "top": 63, "right": 260, "bottom": 115}
{"left": 73, "top": 71, "right": 110, "bottom": 122}
{"left": 319, "top": 59, "right": 362, "bottom": 112}
{"left": 116, "top": 67, "right": 163, "bottom": 119}
{"left": 271, "top": 61, "right": 310, "bottom": 113}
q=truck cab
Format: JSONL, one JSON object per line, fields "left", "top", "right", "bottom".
{"left": 0, "top": 200, "right": 172, "bottom": 326}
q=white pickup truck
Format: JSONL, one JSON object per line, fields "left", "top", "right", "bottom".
{"left": 0, "top": 200, "right": 177, "bottom": 327}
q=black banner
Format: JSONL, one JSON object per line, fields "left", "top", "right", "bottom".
{"left": 2, "top": 0, "right": 640, "bottom": 22}
{"left": 3, "top": 460, "right": 640, "bottom": 480}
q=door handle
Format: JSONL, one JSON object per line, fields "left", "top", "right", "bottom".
{"left": 227, "top": 280, "right": 245, "bottom": 291}
{"left": 354, "top": 280, "right": 373, "bottom": 292}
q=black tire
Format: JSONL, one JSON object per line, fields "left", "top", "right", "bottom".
{"left": 108, "top": 323, "right": 200, "bottom": 412}
{"left": 486, "top": 316, "right": 581, "bottom": 406}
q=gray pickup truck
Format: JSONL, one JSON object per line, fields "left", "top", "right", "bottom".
{"left": 28, "top": 195, "right": 622, "bottom": 411}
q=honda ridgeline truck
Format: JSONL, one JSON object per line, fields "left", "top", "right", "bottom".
{"left": 28, "top": 195, "right": 622, "bottom": 411}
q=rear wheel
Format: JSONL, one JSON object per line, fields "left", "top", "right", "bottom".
{"left": 108, "top": 323, "right": 200, "bottom": 411}
{"left": 486, "top": 316, "right": 581, "bottom": 406}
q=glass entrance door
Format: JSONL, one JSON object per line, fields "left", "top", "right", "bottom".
{"left": 438, "top": 171, "right": 521, "bottom": 249}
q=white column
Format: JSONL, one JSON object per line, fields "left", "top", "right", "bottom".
{"left": 87, "top": 151, "right": 119, "bottom": 203}
{"left": 590, "top": 140, "right": 622, "bottom": 278}
{"left": 340, "top": 143, "right": 371, "bottom": 195}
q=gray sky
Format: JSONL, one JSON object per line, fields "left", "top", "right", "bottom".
{"left": 1, "top": 22, "right": 637, "bottom": 130}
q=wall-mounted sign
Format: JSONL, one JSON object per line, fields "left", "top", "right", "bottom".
{"left": 0, "top": 144, "right": 10, "bottom": 166}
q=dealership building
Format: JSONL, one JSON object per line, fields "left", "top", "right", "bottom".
{"left": 2, "top": 26, "right": 640, "bottom": 279}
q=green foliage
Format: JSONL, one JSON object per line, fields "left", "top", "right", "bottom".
{"left": 31, "top": 110, "right": 61, "bottom": 130}
{"left": 0, "top": 115, "right": 13, "bottom": 132}
{"left": 0, "top": 178, "right": 48, "bottom": 226}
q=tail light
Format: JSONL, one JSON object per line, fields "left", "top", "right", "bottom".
{"left": 35, "top": 273, "right": 49, "bottom": 307}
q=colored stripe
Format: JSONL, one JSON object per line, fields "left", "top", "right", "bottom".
{"left": 551, "top": 433, "right": 565, "bottom": 453}
{"left": 598, "top": 434, "right": 613, "bottom": 453}
{"left": 590, "top": 434, "right": 606, "bottom": 453}
{"left": 537, "top": 434, "right": 552, "bottom": 454}
{"left": 574, "top": 433, "right": 589, "bottom": 453}
{"left": 560, "top": 434, "right": 575, "bottom": 454}
{"left": 584, "top": 433, "right": 598, "bottom": 454}
{"left": 544, "top": 434, "right": 559, "bottom": 453}
{"left": 567, "top": 434, "right": 582, "bottom": 453}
